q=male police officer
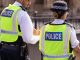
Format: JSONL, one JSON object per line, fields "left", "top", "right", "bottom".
{"left": 0, "top": 0, "right": 40, "bottom": 60}
{"left": 39, "top": 1, "right": 80, "bottom": 60}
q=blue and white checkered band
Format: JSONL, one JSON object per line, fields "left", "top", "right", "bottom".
{"left": 52, "top": 5, "right": 68, "bottom": 10}
{"left": 45, "top": 32, "right": 62, "bottom": 41}
{"left": 1, "top": 9, "right": 14, "bottom": 17}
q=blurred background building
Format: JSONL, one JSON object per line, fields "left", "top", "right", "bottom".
{"left": 0, "top": 0, "right": 80, "bottom": 38}
{"left": 0, "top": 0, "right": 80, "bottom": 16}
{"left": 0, "top": 0, "right": 80, "bottom": 46}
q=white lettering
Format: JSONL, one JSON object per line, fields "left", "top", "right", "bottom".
{"left": 45, "top": 32, "right": 62, "bottom": 40}
{"left": 59, "top": 33, "right": 62, "bottom": 39}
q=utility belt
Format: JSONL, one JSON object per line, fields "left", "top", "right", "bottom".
{"left": 1, "top": 42, "right": 19, "bottom": 47}
{"left": 0, "top": 41, "right": 28, "bottom": 57}
{"left": 1, "top": 41, "right": 27, "bottom": 48}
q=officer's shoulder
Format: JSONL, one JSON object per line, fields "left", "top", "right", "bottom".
{"left": 65, "top": 22, "right": 74, "bottom": 28}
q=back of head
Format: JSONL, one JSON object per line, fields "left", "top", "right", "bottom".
{"left": 50, "top": 0, "right": 68, "bottom": 19}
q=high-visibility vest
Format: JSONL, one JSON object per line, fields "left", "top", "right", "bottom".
{"left": 39, "top": 23, "right": 72, "bottom": 60}
{"left": 0, "top": 4, "right": 22, "bottom": 42}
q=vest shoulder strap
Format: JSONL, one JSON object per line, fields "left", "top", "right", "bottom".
{"left": 44, "top": 20, "right": 66, "bottom": 25}
{"left": 44, "top": 21, "right": 52, "bottom": 25}
{"left": 20, "top": 6, "right": 26, "bottom": 11}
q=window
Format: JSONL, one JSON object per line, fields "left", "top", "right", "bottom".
{"left": 35, "top": 0, "right": 44, "bottom": 4}
{"left": 0, "top": 0, "right": 2, "bottom": 7}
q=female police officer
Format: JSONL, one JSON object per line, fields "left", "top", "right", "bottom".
{"left": 39, "top": 1, "right": 80, "bottom": 60}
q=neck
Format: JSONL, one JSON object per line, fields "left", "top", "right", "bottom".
{"left": 60, "top": 15, "right": 67, "bottom": 20}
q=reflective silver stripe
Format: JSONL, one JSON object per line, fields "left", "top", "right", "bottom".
{"left": 12, "top": 8, "right": 21, "bottom": 32}
{"left": 1, "top": 30, "right": 18, "bottom": 34}
{"left": 64, "top": 25, "right": 71, "bottom": 54}
{"left": 41, "top": 26, "right": 45, "bottom": 53}
{"left": 52, "top": 5, "right": 68, "bottom": 10}
{"left": 43, "top": 54, "right": 70, "bottom": 58}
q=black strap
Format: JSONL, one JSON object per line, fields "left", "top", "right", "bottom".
{"left": 17, "top": 25, "right": 23, "bottom": 46}
{"left": 20, "top": 6, "right": 26, "bottom": 11}
{"left": 18, "top": 25, "right": 21, "bottom": 32}
{"left": 41, "top": 53, "right": 43, "bottom": 60}
{"left": 45, "top": 20, "right": 67, "bottom": 25}
{"left": 69, "top": 41, "right": 73, "bottom": 53}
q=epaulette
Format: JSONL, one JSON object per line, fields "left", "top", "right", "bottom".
{"left": 65, "top": 22, "right": 75, "bottom": 29}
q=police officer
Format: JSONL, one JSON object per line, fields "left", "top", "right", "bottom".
{"left": 39, "top": 1, "right": 80, "bottom": 60}
{"left": 0, "top": 0, "right": 40, "bottom": 60}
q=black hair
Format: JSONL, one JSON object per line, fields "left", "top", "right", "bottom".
{"left": 53, "top": 10, "right": 67, "bottom": 19}
{"left": 57, "top": 11, "right": 66, "bottom": 19}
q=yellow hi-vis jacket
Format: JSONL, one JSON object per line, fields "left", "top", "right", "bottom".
{"left": 39, "top": 23, "right": 72, "bottom": 60}
{"left": 0, "top": 4, "right": 22, "bottom": 42}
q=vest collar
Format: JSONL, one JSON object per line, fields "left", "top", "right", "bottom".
{"left": 52, "top": 19, "right": 65, "bottom": 24}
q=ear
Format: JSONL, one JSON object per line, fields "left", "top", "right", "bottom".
{"left": 64, "top": 12, "right": 68, "bottom": 16}
{"left": 66, "top": 12, "right": 69, "bottom": 15}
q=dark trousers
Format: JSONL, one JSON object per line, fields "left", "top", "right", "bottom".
{"left": 0, "top": 44, "right": 25, "bottom": 60}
